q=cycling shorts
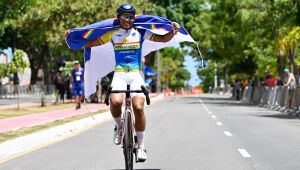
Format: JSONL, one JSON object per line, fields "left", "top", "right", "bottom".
{"left": 111, "top": 71, "right": 145, "bottom": 97}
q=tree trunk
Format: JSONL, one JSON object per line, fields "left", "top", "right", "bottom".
{"left": 28, "top": 48, "right": 38, "bottom": 85}
{"left": 277, "top": 50, "right": 284, "bottom": 79}
{"left": 288, "top": 49, "right": 296, "bottom": 74}
{"left": 41, "top": 45, "right": 50, "bottom": 85}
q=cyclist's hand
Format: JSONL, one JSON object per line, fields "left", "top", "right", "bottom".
{"left": 172, "top": 22, "right": 181, "bottom": 34}
{"left": 64, "top": 30, "right": 70, "bottom": 38}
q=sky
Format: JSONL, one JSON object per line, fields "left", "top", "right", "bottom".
{"left": 184, "top": 55, "right": 201, "bottom": 86}
{"left": 0, "top": 48, "right": 13, "bottom": 62}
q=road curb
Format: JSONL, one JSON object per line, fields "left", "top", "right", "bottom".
{"left": 0, "top": 94, "right": 164, "bottom": 164}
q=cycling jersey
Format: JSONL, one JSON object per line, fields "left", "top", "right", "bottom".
{"left": 97, "top": 28, "right": 154, "bottom": 72}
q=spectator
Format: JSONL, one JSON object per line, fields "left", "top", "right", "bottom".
{"left": 54, "top": 71, "right": 65, "bottom": 103}
{"left": 70, "top": 61, "right": 84, "bottom": 109}
{"left": 233, "top": 79, "right": 242, "bottom": 100}
{"left": 283, "top": 68, "right": 296, "bottom": 108}
{"left": 265, "top": 73, "right": 277, "bottom": 88}
{"left": 283, "top": 68, "right": 296, "bottom": 88}
{"left": 241, "top": 78, "right": 249, "bottom": 95}
{"left": 100, "top": 76, "right": 110, "bottom": 103}
{"left": 277, "top": 77, "right": 284, "bottom": 86}
{"left": 65, "top": 79, "right": 72, "bottom": 100}
{"left": 90, "top": 81, "right": 99, "bottom": 103}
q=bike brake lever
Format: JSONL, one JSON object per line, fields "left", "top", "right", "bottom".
{"left": 141, "top": 85, "right": 150, "bottom": 105}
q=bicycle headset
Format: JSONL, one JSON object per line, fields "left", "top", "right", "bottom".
{"left": 116, "top": 4, "right": 136, "bottom": 18}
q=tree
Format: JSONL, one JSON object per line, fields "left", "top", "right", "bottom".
{"left": 0, "top": 0, "right": 153, "bottom": 85}
{"left": 0, "top": 64, "right": 8, "bottom": 79}
{"left": 0, "top": 50, "right": 29, "bottom": 79}
{"left": 158, "top": 48, "right": 190, "bottom": 89}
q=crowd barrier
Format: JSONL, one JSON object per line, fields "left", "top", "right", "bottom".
{"left": 0, "top": 84, "right": 56, "bottom": 99}
{"left": 241, "top": 85, "right": 300, "bottom": 116}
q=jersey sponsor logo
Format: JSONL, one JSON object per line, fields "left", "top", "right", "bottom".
{"left": 114, "top": 42, "right": 140, "bottom": 50}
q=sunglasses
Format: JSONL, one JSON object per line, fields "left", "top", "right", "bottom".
{"left": 119, "top": 15, "right": 135, "bottom": 21}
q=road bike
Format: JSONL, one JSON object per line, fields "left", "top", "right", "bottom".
{"left": 105, "top": 85, "right": 150, "bottom": 170}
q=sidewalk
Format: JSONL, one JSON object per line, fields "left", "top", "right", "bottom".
{"left": 0, "top": 103, "right": 108, "bottom": 133}
{"left": 0, "top": 93, "right": 159, "bottom": 133}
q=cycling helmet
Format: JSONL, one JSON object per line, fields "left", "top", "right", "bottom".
{"left": 284, "top": 68, "right": 289, "bottom": 73}
{"left": 116, "top": 4, "right": 136, "bottom": 18}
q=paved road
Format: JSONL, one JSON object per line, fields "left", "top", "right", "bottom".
{"left": 1, "top": 94, "right": 300, "bottom": 170}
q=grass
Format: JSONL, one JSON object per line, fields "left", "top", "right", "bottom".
{"left": 0, "top": 103, "right": 78, "bottom": 119}
{"left": 0, "top": 109, "right": 108, "bottom": 143}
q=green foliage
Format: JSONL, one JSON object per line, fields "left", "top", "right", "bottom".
{"left": 159, "top": 48, "right": 190, "bottom": 89}
{"left": 0, "top": 64, "right": 8, "bottom": 78}
{"left": 0, "top": 49, "right": 29, "bottom": 79}
{"left": 153, "top": 0, "right": 300, "bottom": 89}
{"left": 277, "top": 27, "right": 300, "bottom": 55}
{"left": 59, "top": 61, "right": 74, "bottom": 80}
{"left": 0, "top": 0, "right": 154, "bottom": 84}
{"left": 9, "top": 50, "right": 30, "bottom": 74}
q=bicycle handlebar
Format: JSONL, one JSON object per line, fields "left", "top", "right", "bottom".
{"left": 104, "top": 85, "right": 150, "bottom": 106}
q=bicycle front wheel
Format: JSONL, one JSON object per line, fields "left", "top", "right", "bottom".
{"left": 123, "top": 110, "right": 134, "bottom": 170}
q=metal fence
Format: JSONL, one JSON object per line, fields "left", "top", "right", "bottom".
{"left": 0, "top": 84, "right": 56, "bottom": 99}
{"left": 241, "top": 85, "right": 300, "bottom": 116}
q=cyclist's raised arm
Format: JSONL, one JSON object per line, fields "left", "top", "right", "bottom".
{"left": 150, "top": 22, "right": 181, "bottom": 43}
{"left": 64, "top": 30, "right": 105, "bottom": 48}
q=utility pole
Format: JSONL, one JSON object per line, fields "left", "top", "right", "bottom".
{"left": 156, "top": 51, "right": 161, "bottom": 93}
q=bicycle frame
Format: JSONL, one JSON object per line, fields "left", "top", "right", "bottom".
{"left": 105, "top": 85, "right": 150, "bottom": 170}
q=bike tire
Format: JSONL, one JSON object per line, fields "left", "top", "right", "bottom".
{"left": 123, "top": 110, "right": 134, "bottom": 170}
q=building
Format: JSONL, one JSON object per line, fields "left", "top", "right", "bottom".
{"left": 0, "top": 51, "right": 8, "bottom": 64}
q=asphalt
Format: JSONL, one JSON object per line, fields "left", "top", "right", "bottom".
{"left": 0, "top": 94, "right": 300, "bottom": 170}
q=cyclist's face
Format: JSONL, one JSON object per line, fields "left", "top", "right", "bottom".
{"left": 119, "top": 13, "right": 135, "bottom": 29}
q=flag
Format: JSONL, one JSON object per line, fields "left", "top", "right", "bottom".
{"left": 65, "top": 15, "right": 196, "bottom": 98}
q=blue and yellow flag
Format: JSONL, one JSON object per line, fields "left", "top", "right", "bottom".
{"left": 65, "top": 15, "right": 195, "bottom": 98}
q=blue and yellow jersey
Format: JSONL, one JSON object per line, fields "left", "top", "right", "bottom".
{"left": 97, "top": 28, "right": 154, "bottom": 72}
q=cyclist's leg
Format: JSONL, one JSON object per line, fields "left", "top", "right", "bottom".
{"left": 132, "top": 96, "right": 146, "bottom": 148}
{"left": 130, "top": 72, "right": 147, "bottom": 150}
{"left": 110, "top": 73, "right": 127, "bottom": 127}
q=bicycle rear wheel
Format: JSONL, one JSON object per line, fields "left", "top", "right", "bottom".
{"left": 123, "top": 110, "right": 134, "bottom": 170}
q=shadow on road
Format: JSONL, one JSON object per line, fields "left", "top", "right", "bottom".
{"left": 110, "top": 169, "right": 161, "bottom": 170}
{"left": 257, "top": 113, "right": 299, "bottom": 120}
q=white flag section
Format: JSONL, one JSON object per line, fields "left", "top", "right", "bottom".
{"left": 84, "top": 30, "right": 195, "bottom": 98}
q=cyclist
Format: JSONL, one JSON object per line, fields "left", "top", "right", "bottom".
{"left": 66, "top": 3, "right": 180, "bottom": 162}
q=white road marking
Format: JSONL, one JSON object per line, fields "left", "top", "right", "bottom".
{"left": 224, "top": 131, "right": 232, "bottom": 136}
{"left": 238, "top": 149, "right": 251, "bottom": 158}
{"left": 208, "top": 111, "right": 212, "bottom": 114}
{"left": 211, "top": 115, "right": 216, "bottom": 119}
{"left": 216, "top": 122, "right": 222, "bottom": 126}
